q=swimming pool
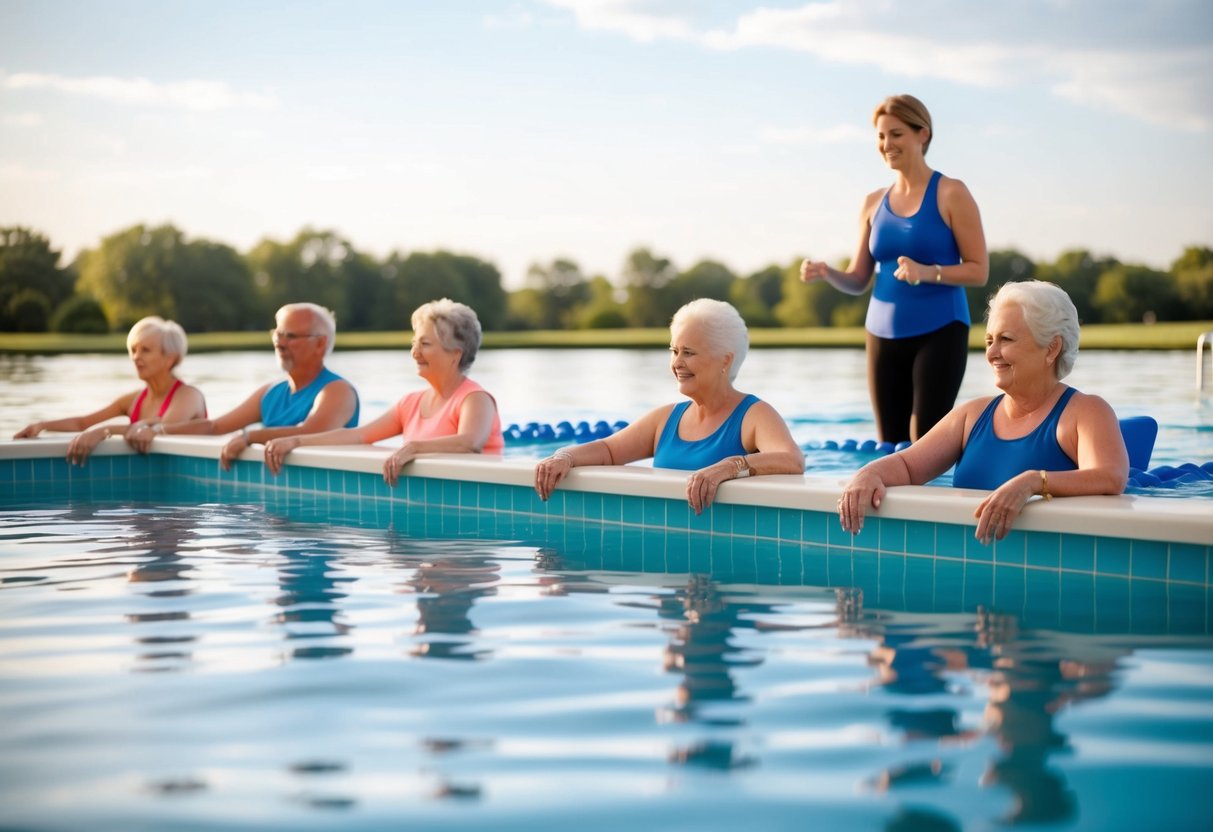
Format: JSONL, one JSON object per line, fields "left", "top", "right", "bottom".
{"left": 1, "top": 437, "right": 1210, "bottom": 830}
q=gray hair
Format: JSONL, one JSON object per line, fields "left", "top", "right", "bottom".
{"left": 988, "top": 280, "right": 1080, "bottom": 379}
{"left": 412, "top": 298, "right": 483, "bottom": 372}
{"left": 127, "top": 316, "right": 188, "bottom": 368}
{"left": 277, "top": 303, "right": 337, "bottom": 356}
{"left": 670, "top": 299, "right": 749, "bottom": 382}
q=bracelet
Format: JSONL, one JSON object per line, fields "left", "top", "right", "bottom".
{"left": 1039, "top": 469, "right": 1052, "bottom": 501}
{"left": 241, "top": 427, "right": 250, "bottom": 443}
{"left": 934, "top": 264, "right": 943, "bottom": 283}
{"left": 733, "top": 455, "right": 751, "bottom": 479}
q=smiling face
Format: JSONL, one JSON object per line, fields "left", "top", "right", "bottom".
{"left": 128, "top": 331, "right": 174, "bottom": 381}
{"left": 984, "top": 301, "right": 1057, "bottom": 392}
{"left": 669, "top": 321, "right": 730, "bottom": 397}
{"left": 875, "top": 113, "right": 927, "bottom": 171}
{"left": 411, "top": 319, "right": 462, "bottom": 384}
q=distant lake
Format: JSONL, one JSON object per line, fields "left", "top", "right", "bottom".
{"left": 2, "top": 348, "right": 1210, "bottom": 468}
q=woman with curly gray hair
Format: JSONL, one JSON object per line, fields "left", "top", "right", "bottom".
{"left": 837, "top": 281, "right": 1127, "bottom": 545}
{"left": 265, "top": 299, "right": 502, "bottom": 486}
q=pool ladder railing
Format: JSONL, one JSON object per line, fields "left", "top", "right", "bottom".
{"left": 1199, "top": 331, "right": 1213, "bottom": 390}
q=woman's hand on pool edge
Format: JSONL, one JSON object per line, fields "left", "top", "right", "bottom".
{"left": 838, "top": 469, "right": 887, "bottom": 534}
{"left": 65, "top": 427, "right": 106, "bottom": 467}
{"left": 686, "top": 460, "right": 734, "bottom": 515}
{"left": 534, "top": 451, "right": 574, "bottom": 501}
{"left": 264, "top": 436, "right": 302, "bottom": 476}
{"left": 973, "top": 473, "right": 1035, "bottom": 545}
{"left": 383, "top": 443, "right": 418, "bottom": 487}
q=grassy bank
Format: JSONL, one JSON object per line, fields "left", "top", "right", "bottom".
{"left": 1, "top": 321, "right": 1211, "bottom": 355}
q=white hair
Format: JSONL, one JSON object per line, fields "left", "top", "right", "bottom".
{"left": 127, "top": 316, "right": 187, "bottom": 368}
{"left": 988, "top": 281, "right": 1080, "bottom": 379}
{"left": 412, "top": 298, "right": 483, "bottom": 372}
{"left": 670, "top": 299, "right": 749, "bottom": 382}
{"left": 277, "top": 303, "right": 337, "bottom": 356}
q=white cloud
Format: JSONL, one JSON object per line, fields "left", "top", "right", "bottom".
{"left": 2, "top": 112, "right": 43, "bottom": 127}
{"left": 543, "top": 0, "right": 1213, "bottom": 132}
{"left": 1, "top": 71, "right": 278, "bottom": 111}
{"left": 0, "top": 163, "right": 59, "bottom": 183}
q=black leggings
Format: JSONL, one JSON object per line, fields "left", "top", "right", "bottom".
{"left": 866, "top": 321, "right": 970, "bottom": 444}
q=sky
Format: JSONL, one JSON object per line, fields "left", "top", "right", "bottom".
{"left": 1, "top": 0, "right": 1211, "bottom": 289}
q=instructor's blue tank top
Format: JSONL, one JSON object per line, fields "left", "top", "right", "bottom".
{"left": 866, "top": 170, "right": 969, "bottom": 339}
{"left": 260, "top": 367, "right": 360, "bottom": 428}
{"left": 952, "top": 387, "right": 1078, "bottom": 490}
{"left": 653, "top": 394, "right": 758, "bottom": 471}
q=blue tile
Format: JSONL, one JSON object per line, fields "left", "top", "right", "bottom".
{"left": 621, "top": 496, "right": 645, "bottom": 526}
{"left": 665, "top": 498, "right": 689, "bottom": 530}
{"left": 1061, "top": 534, "right": 1095, "bottom": 573}
{"left": 803, "top": 511, "right": 830, "bottom": 545}
{"left": 408, "top": 476, "right": 427, "bottom": 505}
{"left": 1168, "top": 584, "right": 1207, "bottom": 632}
{"left": 441, "top": 479, "right": 460, "bottom": 507}
{"left": 879, "top": 518, "right": 906, "bottom": 553}
{"left": 991, "top": 566, "right": 1027, "bottom": 613}
{"left": 1024, "top": 569, "right": 1061, "bottom": 625}
{"left": 876, "top": 554, "right": 907, "bottom": 605}
{"left": 1130, "top": 540, "right": 1168, "bottom": 581}
{"left": 688, "top": 539, "right": 712, "bottom": 574}
{"left": 1096, "top": 537, "right": 1131, "bottom": 578}
{"left": 732, "top": 505, "right": 757, "bottom": 537}
{"left": 642, "top": 498, "right": 665, "bottom": 528}
{"left": 776, "top": 543, "right": 804, "bottom": 584}
{"left": 1058, "top": 572, "right": 1095, "bottom": 630}
{"left": 934, "top": 559, "right": 966, "bottom": 608}
{"left": 936, "top": 524, "right": 967, "bottom": 560}
{"left": 601, "top": 494, "right": 622, "bottom": 525}
{"left": 31, "top": 457, "right": 54, "bottom": 483}
{"left": 710, "top": 504, "right": 733, "bottom": 535}
{"left": 852, "top": 550, "right": 878, "bottom": 591}
{"left": 755, "top": 507, "right": 779, "bottom": 539}
{"left": 755, "top": 540, "right": 783, "bottom": 583}
{"left": 994, "top": 531, "right": 1027, "bottom": 566}
{"left": 730, "top": 538, "right": 759, "bottom": 583}
{"left": 778, "top": 509, "right": 802, "bottom": 542}
{"left": 826, "top": 549, "right": 854, "bottom": 587}
{"left": 666, "top": 534, "right": 691, "bottom": 573}
{"left": 564, "top": 490, "right": 586, "bottom": 519}
{"left": 1025, "top": 532, "right": 1061, "bottom": 570}
{"left": 1169, "top": 543, "right": 1208, "bottom": 585}
{"left": 581, "top": 492, "right": 603, "bottom": 522}
{"left": 1130, "top": 580, "right": 1169, "bottom": 634}
{"left": 686, "top": 506, "right": 712, "bottom": 533}
{"left": 905, "top": 521, "right": 936, "bottom": 556}
{"left": 802, "top": 545, "right": 829, "bottom": 587}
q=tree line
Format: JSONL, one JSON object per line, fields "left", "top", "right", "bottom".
{"left": 2, "top": 223, "right": 1211, "bottom": 334}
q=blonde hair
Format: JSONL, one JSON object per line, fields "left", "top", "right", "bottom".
{"left": 127, "top": 316, "right": 187, "bottom": 368}
{"left": 873, "top": 94, "right": 933, "bottom": 155}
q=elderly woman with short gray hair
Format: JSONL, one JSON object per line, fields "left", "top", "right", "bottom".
{"left": 837, "top": 280, "right": 1127, "bottom": 545}
{"left": 535, "top": 299, "right": 805, "bottom": 514}
{"left": 13, "top": 316, "right": 207, "bottom": 465}
{"left": 265, "top": 298, "right": 503, "bottom": 485}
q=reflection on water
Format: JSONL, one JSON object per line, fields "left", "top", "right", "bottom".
{"left": 0, "top": 502, "right": 1210, "bottom": 831}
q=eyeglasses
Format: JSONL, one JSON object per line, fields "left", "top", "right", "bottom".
{"left": 270, "top": 330, "right": 321, "bottom": 342}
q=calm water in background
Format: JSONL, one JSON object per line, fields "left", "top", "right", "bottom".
{"left": 1, "top": 347, "right": 1211, "bottom": 468}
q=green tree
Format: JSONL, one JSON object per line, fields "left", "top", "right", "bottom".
{"left": 1, "top": 227, "right": 75, "bottom": 332}
{"left": 378, "top": 251, "right": 506, "bottom": 331}
{"left": 76, "top": 224, "right": 186, "bottom": 330}
{"left": 576, "top": 276, "right": 627, "bottom": 329}
{"left": 169, "top": 239, "right": 264, "bottom": 332}
{"left": 730, "top": 265, "right": 784, "bottom": 327}
{"left": 247, "top": 229, "right": 361, "bottom": 326}
{"left": 1093, "top": 265, "right": 1181, "bottom": 323}
{"left": 665, "top": 259, "right": 737, "bottom": 312}
{"left": 515, "top": 258, "right": 591, "bottom": 330}
{"left": 773, "top": 258, "right": 862, "bottom": 327}
{"left": 621, "top": 248, "right": 677, "bottom": 327}
{"left": 966, "top": 249, "right": 1035, "bottom": 321}
{"left": 50, "top": 294, "right": 109, "bottom": 334}
{"left": 1172, "top": 246, "right": 1213, "bottom": 319}
{"left": 1036, "top": 249, "right": 1118, "bottom": 324}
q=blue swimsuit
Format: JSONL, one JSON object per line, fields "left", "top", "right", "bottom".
{"left": 260, "top": 368, "right": 360, "bottom": 428}
{"left": 866, "top": 170, "right": 969, "bottom": 339}
{"left": 952, "top": 388, "right": 1079, "bottom": 490}
{"left": 653, "top": 395, "right": 758, "bottom": 471}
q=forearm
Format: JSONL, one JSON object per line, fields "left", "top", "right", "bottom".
{"left": 741, "top": 450, "right": 805, "bottom": 476}
{"left": 161, "top": 418, "right": 219, "bottom": 436}
{"left": 824, "top": 266, "right": 872, "bottom": 296}
{"left": 402, "top": 433, "right": 489, "bottom": 455}
{"left": 933, "top": 259, "right": 988, "bottom": 288}
{"left": 1034, "top": 466, "right": 1127, "bottom": 499}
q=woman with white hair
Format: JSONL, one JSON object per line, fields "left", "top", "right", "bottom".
{"left": 837, "top": 280, "right": 1128, "bottom": 545}
{"left": 535, "top": 299, "right": 805, "bottom": 514}
{"left": 264, "top": 299, "right": 503, "bottom": 485}
{"left": 13, "top": 316, "right": 207, "bottom": 465}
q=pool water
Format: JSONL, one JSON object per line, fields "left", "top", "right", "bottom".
{"left": 1, "top": 499, "right": 1210, "bottom": 831}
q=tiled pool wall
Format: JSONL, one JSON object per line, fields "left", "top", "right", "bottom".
{"left": 3, "top": 439, "right": 1210, "bottom": 604}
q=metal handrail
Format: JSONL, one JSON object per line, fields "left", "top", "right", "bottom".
{"left": 1199, "top": 331, "right": 1213, "bottom": 390}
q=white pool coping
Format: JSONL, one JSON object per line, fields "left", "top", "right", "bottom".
{"left": 6, "top": 436, "right": 1210, "bottom": 547}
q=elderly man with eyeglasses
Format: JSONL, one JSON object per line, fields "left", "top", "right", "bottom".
{"left": 126, "top": 302, "right": 360, "bottom": 469}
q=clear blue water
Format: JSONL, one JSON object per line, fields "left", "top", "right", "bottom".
{"left": 1, "top": 499, "right": 1210, "bottom": 831}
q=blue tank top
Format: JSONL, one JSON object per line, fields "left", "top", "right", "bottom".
{"left": 653, "top": 395, "right": 758, "bottom": 471}
{"left": 952, "top": 387, "right": 1079, "bottom": 490}
{"left": 866, "top": 170, "right": 969, "bottom": 339}
{"left": 260, "top": 367, "right": 360, "bottom": 428}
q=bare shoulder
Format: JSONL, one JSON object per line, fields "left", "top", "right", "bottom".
{"left": 320, "top": 378, "right": 357, "bottom": 399}
{"left": 861, "top": 186, "right": 885, "bottom": 217}
{"left": 1067, "top": 390, "right": 1117, "bottom": 420}
{"left": 938, "top": 175, "right": 977, "bottom": 204}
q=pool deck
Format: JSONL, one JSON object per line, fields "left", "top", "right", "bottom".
{"left": 4, "top": 436, "right": 1210, "bottom": 556}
